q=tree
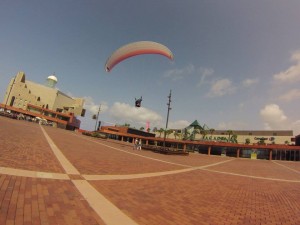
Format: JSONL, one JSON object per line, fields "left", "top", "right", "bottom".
{"left": 209, "top": 128, "right": 215, "bottom": 138}
{"left": 152, "top": 127, "right": 158, "bottom": 133}
{"left": 174, "top": 130, "right": 180, "bottom": 139}
{"left": 230, "top": 134, "right": 238, "bottom": 143}
{"left": 158, "top": 128, "right": 164, "bottom": 138}
{"left": 200, "top": 129, "right": 208, "bottom": 140}
{"left": 147, "top": 128, "right": 151, "bottom": 133}
{"left": 226, "top": 130, "right": 233, "bottom": 142}
{"left": 140, "top": 127, "right": 144, "bottom": 131}
{"left": 166, "top": 129, "right": 173, "bottom": 138}
{"left": 192, "top": 129, "right": 200, "bottom": 140}
{"left": 245, "top": 138, "right": 250, "bottom": 144}
{"left": 183, "top": 128, "right": 190, "bottom": 140}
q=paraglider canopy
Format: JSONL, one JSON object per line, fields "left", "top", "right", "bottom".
{"left": 105, "top": 41, "right": 174, "bottom": 72}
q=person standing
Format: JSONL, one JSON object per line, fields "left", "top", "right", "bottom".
{"left": 133, "top": 138, "right": 138, "bottom": 150}
{"left": 138, "top": 139, "right": 142, "bottom": 150}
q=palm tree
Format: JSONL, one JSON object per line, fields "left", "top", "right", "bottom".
{"left": 183, "top": 128, "right": 190, "bottom": 140}
{"left": 147, "top": 128, "right": 151, "bottom": 133}
{"left": 158, "top": 128, "right": 164, "bottom": 138}
{"left": 245, "top": 138, "right": 250, "bottom": 144}
{"left": 231, "top": 134, "right": 238, "bottom": 143}
{"left": 209, "top": 128, "right": 215, "bottom": 139}
{"left": 200, "top": 129, "right": 208, "bottom": 140}
{"left": 140, "top": 127, "right": 144, "bottom": 131}
{"left": 174, "top": 131, "right": 179, "bottom": 139}
{"left": 192, "top": 129, "right": 200, "bottom": 140}
{"left": 226, "top": 130, "right": 233, "bottom": 142}
{"left": 166, "top": 129, "right": 173, "bottom": 138}
{"left": 152, "top": 127, "right": 158, "bottom": 133}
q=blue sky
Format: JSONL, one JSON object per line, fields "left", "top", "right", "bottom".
{"left": 1, "top": 0, "right": 300, "bottom": 134}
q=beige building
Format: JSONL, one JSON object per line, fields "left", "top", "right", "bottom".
{"left": 156, "top": 120, "right": 294, "bottom": 145}
{"left": 1, "top": 71, "right": 86, "bottom": 130}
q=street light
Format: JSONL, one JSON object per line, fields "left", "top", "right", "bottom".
{"left": 163, "top": 90, "right": 172, "bottom": 147}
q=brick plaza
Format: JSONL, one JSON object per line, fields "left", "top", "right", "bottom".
{"left": 1, "top": 116, "right": 300, "bottom": 225}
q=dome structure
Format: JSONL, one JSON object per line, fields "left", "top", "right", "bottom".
{"left": 46, "top": 74, "right": 58, "bottom": 88}
{"left": 47, "top": 75, "right": 58, "bottom": 82}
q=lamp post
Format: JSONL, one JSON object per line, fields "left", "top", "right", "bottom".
{"left": 163, "top": 90, "right": 172, "bottom": 147}
{"left": 94, "top": 104, "right": 101, "bottom": 131}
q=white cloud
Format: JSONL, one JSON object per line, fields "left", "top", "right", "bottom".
{"left": 242, "top": 78, "right": 259, "bottom": 87}
{"left": 207, "top": 78, "right": 236, "bottom": 97}
{"left": 217, "top": 121, "right": 247, "bottom": 130}
{"left": 197, "top": 68, "right": 214, "bottom": 86}
{"left": 83, "top": 96, "right": 108, "bottom": 114}
{"left": 260, "top": 104, "right": 287, "bottom": 130}
{"left": 279, "top": 89, "right": 300, "bottom": 102}
{"left": 168, "top": 120, "right": 190, "bottom": 129}
{"left": 109, "top": 102, "right": 163, "bottom": 127}
{"left": 163, "top": 64, "right": 195, "bottom": 81}
{"left": 291, "top": 120, "right": 300, "bottom": 135}
{"left": 273, "top": 51, "right": 300, "bottom": 82}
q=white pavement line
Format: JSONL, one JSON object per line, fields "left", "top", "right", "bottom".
{"left": 84, "top": 159, "right": 235, "bottom": 181}
{"left": 0, "top": 167, "right": 69, "bottom": 180}
{"left": 72, "top": 180, "right": 138, "bottom": 225}
{"left": 76, "top": 134, "right": 192, "bottom": 168}
{"left": 40, "top": 126, "right": 80, "bottom": 175}
{"left": 84, "top": 167, "right": 197, "bottom": 180}
{"left": 202, "top": 168, "right": 300, "bottom": 183}
{"left": 272, "top": 161, "right": 300, "bottom": 175}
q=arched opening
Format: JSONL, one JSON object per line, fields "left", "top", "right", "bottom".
{"left": 10, "top": 96, "right": 15, "bottom": 106}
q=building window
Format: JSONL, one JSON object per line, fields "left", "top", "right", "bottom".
{"left": 10, "top": 96, "right": 15, "bottom": 106}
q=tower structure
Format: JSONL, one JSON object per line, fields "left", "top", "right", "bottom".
{"left": 46, "top": 74, "right": 58, "bottom": 88}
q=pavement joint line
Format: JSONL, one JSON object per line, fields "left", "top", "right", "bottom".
{"left": 40, "top": 125, "right": 80, "bottom": 175}
{"left": 2, "top": 125, "right": 300, "bottom": 185}
{"left": 84, "top": 159, "right": 235, "bottom": 180}
{"left": 83, "top": 167, "right": 197, "bottom": 180}
{"left": 41, "top": 125, "right": 139, "bottom": 224}
{"left": 72, "top": 180, "right": 138, "bottom": 225}
{"left": 75, "top": 133, "right": 193, "bottom": 168}
{"left": 272, "top": 161, "right": 300, "bottom": 175}
{"left": 201, "top": 168, "right": 300, "bottom": 183}
{"left": 0, "top": 166, "right": 70, "bottom": 180}
{"left": 2, "top": 129, "right": 300, "bottom": 183}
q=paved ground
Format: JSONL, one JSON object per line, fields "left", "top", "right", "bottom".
{"left": 1, "top": 116, "right": 300, "bottom": 225}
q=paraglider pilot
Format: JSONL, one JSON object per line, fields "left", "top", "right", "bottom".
{"left": 135, "top": 96, "right": 142, "bottom": 107}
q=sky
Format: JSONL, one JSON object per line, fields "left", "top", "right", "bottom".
{"left": 1, "top": 0, "right": 300, "bottom": 134}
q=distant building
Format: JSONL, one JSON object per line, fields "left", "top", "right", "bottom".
{"left": 100, "top": 126, "right": 155, "bottom": 138}
{"left": 157, "top": 120, "right": 295, "bottom": 145}
{"left": 1, "top": 71, "right": 86, "bottom": 130}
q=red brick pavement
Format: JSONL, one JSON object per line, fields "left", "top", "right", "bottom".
{"left": 91, "top": 170, "right": 300, "bottom": 225}
{"left": 43, "top": 126, "right": 187, "bottom": 175}
{"left": 207, "top": 159, "right": 300, "bottom": 181}
{"left": 1, "top": 116, "right": 300, "bottom": 225}
{"left": 0, "top": 174, "right": 105, "bottom": 225}
{"left": 0, "top": 117, "right": 64, "bottom": 173}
